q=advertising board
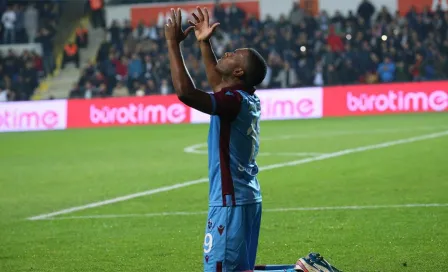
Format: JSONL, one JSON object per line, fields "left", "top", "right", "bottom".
{"left": 190, "top": 87, "right": 324, "bottom": 123}
{"left": 66, "top": 96, "right": 190, "bottom": 128}
{"left": 0, "top": 100, "right": 67, "bottom": 133}
{"left": 323, "top": 82, "right": 448, "bottom": 117}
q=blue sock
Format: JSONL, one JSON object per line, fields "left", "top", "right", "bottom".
{"left": 254, "top": 269, "right": 295, "bottom": 272}
{"left": 254, "top": 264, "right": 296, "bottom": 271}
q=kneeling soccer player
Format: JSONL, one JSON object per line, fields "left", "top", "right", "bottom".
{"left": 165, "top": 7, "right": 342, "bottom": 272}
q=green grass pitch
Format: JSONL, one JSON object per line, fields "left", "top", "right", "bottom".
{"left": 1, "top": 113, "right": 448, "bottom": 272}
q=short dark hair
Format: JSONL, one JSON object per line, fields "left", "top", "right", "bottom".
{"left": 245, "top": 48, "right": 267, "bottom": 87}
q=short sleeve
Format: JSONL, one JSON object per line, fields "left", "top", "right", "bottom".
{"left": 209, "top": 89, "right": 242, "bottom": 121}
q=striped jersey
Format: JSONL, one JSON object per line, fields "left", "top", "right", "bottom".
{"left": 207, "top": 86, "right": 262, "bottom": 207}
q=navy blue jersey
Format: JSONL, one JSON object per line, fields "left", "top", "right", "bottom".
{"left": 207, "top": 87, "right": 262, "bottom": 207}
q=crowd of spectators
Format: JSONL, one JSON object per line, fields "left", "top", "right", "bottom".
{"left": 0, "top": 0, "right": 61, "bottom": 102}
{"left": 0, "top": 49, "right": 43, "bottom": 101}
{"left": 66, "top": 1, "right": 448, "bottom": 98}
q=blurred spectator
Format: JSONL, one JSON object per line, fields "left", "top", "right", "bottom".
{"left": 146, "top": 79, "right": 158, "bottom": 95}
{"left": 0, "top": 87, "right": 9, "bottom": 101}
{"left": 409, "top": 53, "right": 424, "bottom": 81}
{"left": 69, "top": 82, "right": 83, "bottom": 99}
{"left": 84, "top": 81, "right": 99, "bottom": 99}
{"left": 376, "top": 6, "right": 392, "bottom": 24}
{"left": 325, "top": 64, "right": 339, "bottom": 85}
{"left": 100, "top": 53, "right": 117, "bottom": 95}
{"left": 274, "top": 61, "right": 299, "bottom": 88}
{"left": 127, "top": 53, "right": 143, "bottom": 88}
{"left": 112, "top": 81, "right": 128, "bottom": 97}
{"left": 2, "top": 5, "right": 16, "bottom": 43}
{"left": 133, "top": 20, "right": 150, "bottom": 40}
{"left": 160, "top": 79, "right": 172, "bottom": 95}
{"left": 377, "top": 56, "right": 396, "bottom": 82}
{"left": 76, "top": 26, "right": 89, "bottom": 49}
{"left": 88, "top": 0, "right": 106, "bottom": 29}
{"left": 35, "top": 26, "right": 55, "bottom": 76}
{"left": 313, "top": 60, "right": 324, "bottom": 86}
{"left": 24, "top": 4, "right": 38, "bottom": 43}
{"left": 290, "top": 2, "right": 305, "bottom": 27}
{"left": 357, "top": 0, "right": 376, "bottom": 27}
{"left": 327, "top": 25, "right": 344, "bottom": 52}
{"left": 62, "top": 42, "right": 80, "bottom": 69}
{"left": 108, "top": 20, "right": 122, "bottom": 49}
{"left": 14, "top": 4, "right": 26, "bottom": 43}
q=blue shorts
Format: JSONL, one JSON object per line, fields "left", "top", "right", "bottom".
{"left": 203, "top": 203, "right": 262, "bottom": 272}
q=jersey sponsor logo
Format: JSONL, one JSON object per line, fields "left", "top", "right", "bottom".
{"left": 237, "top": 163, "right": 258, "bottom": 175}
{"left": 0, "top": 100, "right": 67, "bottom": 132}
{"left": 323, "top": 82, "right": 448, "bottom": 117}
{"left": 66, "top": 95, "right": 190, "bottom": 128}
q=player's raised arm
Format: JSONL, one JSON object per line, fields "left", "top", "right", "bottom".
{"left": 165, "top": 8, "right": 214, "bottom": 115}
{"left": 189, "top": 7, "right": 222, "bottom": 92}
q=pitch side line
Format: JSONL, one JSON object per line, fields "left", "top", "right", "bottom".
{"left": 185, "top": 146, "right": 323, "bottom": 157}
{"left": 27, "top": 130, "right": 448, "bottom": 221}
{"left": 183, "top": 126, "right": 447, "bottom": 155}
{"left": 37, "top": 203, "right": 448, "bottom": 220}
{"left": 261, "top": 126, "right": 448, "bottom": 141}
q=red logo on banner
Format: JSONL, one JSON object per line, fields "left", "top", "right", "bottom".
{"left": 323, "top": 82, "right": 448, "bottom": 117}
{"left": 398, "top": 0, "right": 448, "bottom": 15}
{"left": 67, "top": 96, "right": 190, "bottom": 128}
{"left": 130, "top": 0, "right": 260, "bottom": 27}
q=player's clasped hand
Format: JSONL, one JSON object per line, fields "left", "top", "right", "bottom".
{"left": 164, "top": 8, "right": 194, "bottom": 43}
{"left": 189, "top": 6, "right": 220, "bottom": 42}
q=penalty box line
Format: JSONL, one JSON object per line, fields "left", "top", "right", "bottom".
{"left": 27, "top": 130, "right": 448, "bottom": 221}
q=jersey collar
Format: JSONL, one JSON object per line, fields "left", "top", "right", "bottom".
{"left": 223, "top": 85, "right": 256, "bottom": 95}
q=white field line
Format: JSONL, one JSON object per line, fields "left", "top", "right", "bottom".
{"left": 27, "top": 130, "right": 448, "bottom": 221}
{"left": 183, "top": 126, "right": 448, "bottom": 155}
{"left": 39, "top": 203, "right": 448, "bottom": 220}
{"left": 259, "top": 152, "right": 323, "bottom": 157}
{"left": 185, "top": 146, "right": 323, "bottom": 157}
{"left": 261, "top": 126, "right": 447, "bottom": 141}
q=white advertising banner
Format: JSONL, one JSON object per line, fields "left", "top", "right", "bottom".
{"left": 190, "top": 87, "right": 323, "bottom": 124}
{"left": 0, "top": 100, "right": 68, "bottom": 133}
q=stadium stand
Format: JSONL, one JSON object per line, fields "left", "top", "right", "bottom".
{"left": 2, "top": 0, "right": 448, "bottom": 101}
{"left": 0, "top": 0, "right": 61, "bottom": 102}
{"left": 67, "top": 1, "right": 448, "bottom": 99}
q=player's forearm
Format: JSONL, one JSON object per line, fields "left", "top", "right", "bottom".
{"left": 199, "top": 40, "right": 222, "bottom": 92}
{"left": 167, "top": 40, "right": 196, "bottom": 99}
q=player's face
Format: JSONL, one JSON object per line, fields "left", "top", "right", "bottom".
{"left": 216, "top": 49, "right": 249, "bottom": 78}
